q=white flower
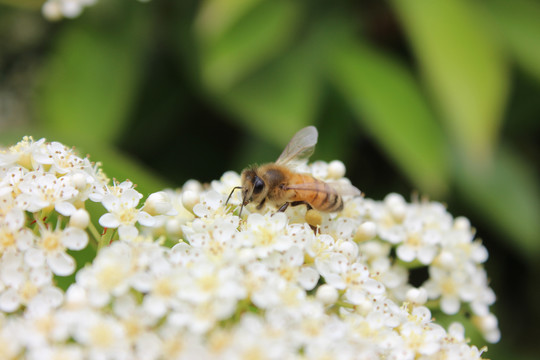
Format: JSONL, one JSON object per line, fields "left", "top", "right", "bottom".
{"left": 43, "top": 141, "right": 86, "bottom": 175}
{"left": 17, "top": 172, "right": 78, "bottom": 215}
{"left": 192, "top": 190, "right": 227, "bottom": 219}
{"left": 73, "top": 242, "right": 135, "bottom": 307}
{"left": 395, "top": 230, "right": 439, "bottom": 264}
{"left": 394, "top": 321, "right": 445, "bottom": 359}
{"left": 320, "top": 216, "right": 359, "bottom": 242}
{"left": 241, "top": 212, "right": 292, "bottom": 257}
{"left": 0, "top": 136, "right": 47, "bottom": 169}
{"left": 263, "top": 246, "right": 319, "bottom": 290}
{"left": 0, "top": 250, "right": 58, "bottom": 313}
{"left": 424, "top": 266, "right": 465, "bottom": 315}
{"left": 99, "top": 188, "right": 156, "bottom": 240}
{"left": 211, "top": 171, "right": 241, "bottom": 197}
{"left": 316, "top": 253, "right": 385, "bottom": 305}
{"left": 71, "top": 311, "right": 130, "bottom": 359}
{"left": 31, "top": 226, "right": 88, "bottom": 276}
{"left": 142, "top": 271, "right": 184, "bottom": 318}
{"left": 305, "top": 233, "right": 336, "bottom": 261}
{"left": 473, "top": 313, "right": 501, "bottom": 343}
{"left": 0, "top": 207, "right": 33, "bottom": 253}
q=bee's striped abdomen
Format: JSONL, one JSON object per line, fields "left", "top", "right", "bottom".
{"left": 289, "top": 174, "right": 344, "bottom": 212}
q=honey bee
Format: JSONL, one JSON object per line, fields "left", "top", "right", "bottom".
{"left": 226, "top": 126, "right": 360, "bottom": 216}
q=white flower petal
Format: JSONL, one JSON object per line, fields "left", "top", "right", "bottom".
{"left": 62, "top": 227, "right": 89, "bottom": 250}
{"left": 411, "top": 306, "right": 431, "bottom": 322}
{"left": 101, "top": 194, "right": 119, "bottom": 212}
{"left": 55, "top": 201, "right": 76, "bottom": 216}
{"left": 298, "top": 267, "right": 319, "bottom": 290}
{"left": 396, "top": 244, "right": 416, "bottom": 262}
{"left": 48, "top": 251, "right": 76, "bottom": 276}
{"left": 345, "top": 288, "right": 367, "bottom": 305}
{"left": 364, "top": 278, "right": 385, "bottom": 295}
{"left": 99, "top": 213, "right": 120, "bottom": 228}
{"left": 417, "top": 245, "right": 437, "bottom": 265}
{"left": 419, "top": 340, "right": 440, "bottom": 355}
{"left": 122, "top": 188, "right": 143, "bottom": 208}
{"left": 143, "top": 296, "right": 167, "bottom": 318}
{"left": 6, "top": 208, "right": 25, "bottom": 231}
{"left": 24, "top": 247, "right": 46, "bottom": 267}
{"left": 135, "top": 332, "right": 162, "bottom": 360}
{"left": 441, "top": 295, "right": 461, "bottom": 315}
{"left": 16, "top": 229, "right": 34, "bottom": 251}
{"left": 30, "top": 266, "right": 53, "bottom": 286}
{"left": 247, "top": 213, "right": 265, "bottom": 227}
{"left": 137, "top": 211, "right": 156, "bottom": 227}
{"left": 0, "top": 288, "right": 20, "bottom": 312}
{"left": 118, "top": 225, "right": 138, "bottom": 241}
{"left": 42, "top": 286, "right": 64, "bottom": 308}
{"left": 0, "top": 152, "right": 18, "bottom": 166}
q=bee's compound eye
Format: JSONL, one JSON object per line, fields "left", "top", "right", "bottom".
{"left": 253, "top": 177, "right": 265, "bottom": 194}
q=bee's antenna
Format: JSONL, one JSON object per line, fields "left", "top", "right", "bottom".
{"left": 226, "top": 186, "right": 244, "bottom": 215}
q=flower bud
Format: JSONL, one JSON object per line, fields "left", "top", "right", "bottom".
{"left": 406, "top": 287, "right": 428, "bottom": 305}
{"left": 328, "top": 160, "right": 346, "bottom": 179}
{"left": 354, "top": 221, "right": 376, "bottom": 242}
{"left": 69, "top": 209, "right": 90, "bottom": 229}
{"left": 182, "top": 190, "right": 199, "bottom": 212}
{"left": 145, "top": 191, "right": 176, "bottom": 216}
{"left": 316, "top": 284, "right": 338, "bottom": 305}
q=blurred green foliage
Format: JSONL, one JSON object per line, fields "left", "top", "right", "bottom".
{"left": 1, "top": 0, "right": 540, "bottom": 358}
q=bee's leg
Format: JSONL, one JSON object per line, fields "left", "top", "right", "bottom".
{"left": 256, "top": 198, "right": 266, "bottom": 210}
{"left": 291, "top": 201, "right": 312, "bottom": 210}
{"left": 277, "top": 202, "right": 290, "bottom": 212}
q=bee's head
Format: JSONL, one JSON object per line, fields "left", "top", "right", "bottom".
{"left": 240, "top": 168, "right": 267, "bottom": 206}
{"left": 225, "top": 168, "right": 267, "bottom": 217}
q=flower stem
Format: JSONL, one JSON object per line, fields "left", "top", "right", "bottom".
{"left": 98, "top": 228, "right": 115, "bottom": 249}
{"left": 87, "top": 222, "right": 102, "bottom": 246}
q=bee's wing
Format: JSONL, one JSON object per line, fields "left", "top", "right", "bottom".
{"left": 285, "top": 180, "right": 361, "bottom": 197}
{"left": 327, "top": 181, "right": 362, "bottom": 197}
{"left": 276, "top": 126, "right": 318, "bottom": 167}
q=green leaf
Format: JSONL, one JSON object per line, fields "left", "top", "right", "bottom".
{"left": 196, "top": 0, "right": 301, "bottom": 91}
{"left": 194, "top": 0, "right": 263, "bottom": 43}
{"left": 456, "top": 146, "right": 540, "bottom": 260}
{"left": 483, "top": 0, "right": 540, "bottom": 83}
{"left": 391, "top": 0, "right": 509, "bottom": 165}
{"left": 35, "top": 3, "right": 148, "bottom": 143}
{"left": 326, "top": 32, "right": 450, "bottom": 197}
{"left": 218, "top": 44, "right": 322, "bottom": 146}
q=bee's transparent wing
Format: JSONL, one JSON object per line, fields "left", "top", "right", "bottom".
{"left": 327, "top": 181, "right": 362, "bottom": 197}
{"left": 285, "top": 180, "right": 361, "bottom": 197}
{"left": 276, "top": 126, "right": 318, "bottom": 167}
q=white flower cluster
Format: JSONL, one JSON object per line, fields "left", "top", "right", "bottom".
{"left": 0, "top": 137, "right": 103, "bottom": 315}
{"left": 361, "top": 194, "right": 500, "bottom": 343}
{"left": 0, "top": 137, "right": 497, "bottom": 359}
